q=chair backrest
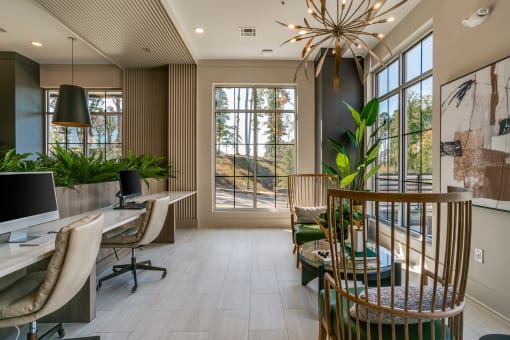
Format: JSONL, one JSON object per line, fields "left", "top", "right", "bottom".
{"left": 136, "top": 197, "right": 169, "bottom": 245}
{"left": 326, "top": 189, "right": 472, "bottom": 340}
{"left": 39, "top": 214, "right": 103, "bottom": 317}
{"left": 287, "top": 174, "right": 338, "bottom": 212}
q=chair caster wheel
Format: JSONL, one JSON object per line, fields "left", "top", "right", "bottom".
{"left": 96, "top": 282, "right": 102, "bottom": 291}
{"left": 162, "top": 271, "right": 167, "bottom": 279}
{"left": 131, "top": 286, "right": 137, "bottom": 293}
{"left": 57, "top": 327, "right": 65, "bottom": 338}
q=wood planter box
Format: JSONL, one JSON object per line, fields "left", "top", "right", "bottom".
{"left": 55, "top": 178, "right": 167, "bottom": 218}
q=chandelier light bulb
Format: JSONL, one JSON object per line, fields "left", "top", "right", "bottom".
{"left": 377, "top": 33, "right": 384, "bottom": 38}
{"left": 288, "top": 24, "right": 296, "bottom": 29}
{"left": 387, "top": 17, "right": 395, "bottom": 22}
{"left": 299, "top": 30, "right": 307, "bottom": 35}
{"left": 307, "top": 8, "right": 313, "bottom": 14}
{"left": 290, "top": 38, "right": 297, "bottom": 43}
{"left": 373, "top": 2, "right": 382, "bottom": 10}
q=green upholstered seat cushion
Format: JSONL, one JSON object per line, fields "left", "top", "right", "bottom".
{"left": 294, "top": 223, "right": 325, "bottom": 245}
{"left": 319, "top": 289, "right": 450, "bottom": 340}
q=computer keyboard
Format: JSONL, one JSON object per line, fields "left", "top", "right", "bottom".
{"left": 115, "top": 202, "right": 147, "bottom": 210}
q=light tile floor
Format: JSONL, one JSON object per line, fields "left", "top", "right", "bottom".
{"left": 1, "top": 228, "right": 509, "bottom": 339}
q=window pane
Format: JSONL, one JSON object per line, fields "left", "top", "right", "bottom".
{"left": 216, "top": 153, "right": 234, "bottom": 177}
{"left": 388, "top": 94, "right": 399, "bottom": 138}
{"left": 388, "top": 61, "right": 399, "bottom": 92}
{"left": 421, "top": 77, "right": 433, "bottom": 130}
{"left": 88, "top": 143, "right": 104, "bottom": 157}
{"left": 405, "top": 83, "right": 421, "bottom": 133}
{"left": 256, "top": 88, "right": 277, "bottom": 110}
{"left": 235, "top": 145, "right": 255, "bottom": 176}
{"left": 106, "top": 91, "right": 122, "bottom": 112}
{"left": 236, "top": 112, "right": 255, "bottom": 145}
{"left": 406, "top": 132, "right": 422, "bottom": 175}
{"left": 89, "top": 115, "right": 106, "bottom": 144}
{"left": 377, "top": 69, "right": 388, "bottom": 96}
{"left": 275, "top": 177, "right": 288, "bottom": 208}
{"left": 67, "top": 127, "right": 84, "bottom": 144}
{"left": 422, "top": 35, "right": 433, "bottom": 73}
{"left": 216, "top": 112, "right": 236, "bottom": 145}
{"left": 256, "top": 177, "right": 275, "bottom": 208}
{"left": 68, "top": 144, "right": 84, "bottom": 154}
{"left": 257, "top": 113, "right": 275, "bottom": 144}
{"left": 276, "top": 88, "right": 295, "bottom": 110}
{"left": 404, "top": 43, "right": 421, "bottom": 82}
{"left": 378, "top": 98, "right": 389, "bottom": 139}
{"left": 276, "top": 145, "right": 295, "bottom": 176}
{"left": 47, "top": 114, "right": 66, "bottom": 144}
{"left": 235, "top": 177, "right": 254, "bottom": 208}
{"left": 105, "top": 144, "right": 122, "bottom": 160}
{"left": 256, "top": 145, "right": 275, "bottom": 176}
{"left": 216, "top": 177, "right": 234, "bottom": 209}
{"left": 422, "top": 129, "right": 432, "bottom": 176}
{"left": 88, "top": 91, "right": 106, "bottom": 112}
{"left": 47, "top": 91, "right": 58, "bottom": 112}
{"left": 378, "top": 137, "right": 399, "bottom": 175}
{"left": 215, "top": 88, "right": 254, "bottom": 110}
{"left": 276, "top": 113, "right": 295, "bottom": 144}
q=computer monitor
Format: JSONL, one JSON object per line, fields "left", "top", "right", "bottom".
{"left": 0, "top": 172, "right": 60, "bottom": 242}
{"left": 116, "top": 169, "right": 142, "bottom": 208}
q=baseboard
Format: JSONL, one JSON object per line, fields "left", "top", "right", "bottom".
{"left": 466, "top": 293, "right": 510, "bottom": 324}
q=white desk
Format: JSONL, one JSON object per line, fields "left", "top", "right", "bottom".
{"left": 0, "top": 190, "right": 195, "bottom": 322}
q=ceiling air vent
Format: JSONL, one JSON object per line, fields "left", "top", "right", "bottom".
{"left": 0, "top": 27, "right": 6, "bottom": 33}
{"left": 239, "top": 27, "right": 256, "bottom": 37}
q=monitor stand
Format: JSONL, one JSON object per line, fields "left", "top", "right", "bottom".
{"left": 7, "top": 229, "right": 39, "bottom": 243}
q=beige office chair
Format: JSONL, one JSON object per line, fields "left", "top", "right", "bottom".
{"left": 0, "top": 214, "right": 104, "bottom": 340}
{"left": 97, "top": 197, "right": 169, "bottom": 293}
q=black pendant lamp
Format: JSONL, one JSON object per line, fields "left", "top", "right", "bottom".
{"left": 52, "top": 37, "right": 91, "bottom": 127}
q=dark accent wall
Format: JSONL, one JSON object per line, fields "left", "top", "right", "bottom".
{"left": 314, "top": 51, "right": 364, "bottom": 173}
{"left": 0, "top": 52, "right": 43, "bottom": 153}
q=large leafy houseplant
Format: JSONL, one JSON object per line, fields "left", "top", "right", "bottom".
{"left": 0, "top": 145, "right": 174, "bottom": 188}
{"left": 320, "top": 98, "right": 385, "bottom": 231}
{"left": 322, "top": 98, "right": 384, "bottom": 190}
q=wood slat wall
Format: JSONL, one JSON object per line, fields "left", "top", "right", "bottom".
{"left": 123, "top": 67, "right": 168, "bottom": 158}
{"left": 168, "top": 64, "right": 197, "bottom": 225}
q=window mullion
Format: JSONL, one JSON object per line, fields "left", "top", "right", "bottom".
{"left": 253, "top": 88, "right": 258, "bottom": 209}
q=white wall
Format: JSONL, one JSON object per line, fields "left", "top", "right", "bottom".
{"left": 372, "top": 0, "right": 510, "bottom": 320}
{"left": 40, "top": 64, "right": 122, "bottom": 88}
{"left": 196, "top": 60, "right": 315, "bottom": 228}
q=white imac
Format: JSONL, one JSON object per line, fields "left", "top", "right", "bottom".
{"left": 0, "top": 172, "right": 60, "bottom": 242}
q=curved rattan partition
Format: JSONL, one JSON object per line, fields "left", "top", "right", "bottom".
{"left": 321, "top": 189, "right": 473, "bottom": 340}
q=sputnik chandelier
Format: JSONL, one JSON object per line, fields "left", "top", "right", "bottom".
{"left": 277, "top": 0, "right": 407, "bottom": 90}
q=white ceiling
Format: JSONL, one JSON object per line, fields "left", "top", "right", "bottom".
{"left": 0, "top": 0, "right": 110, "bottom": 64}
{"left": 0, "top": 0, "right": 420, "bottom": 65}
{"left": 164, "top": 0, "right": 421, "bottom": 60}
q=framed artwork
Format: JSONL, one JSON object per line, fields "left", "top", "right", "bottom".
{"left": 441, "top": 56, "right": 510, "bottom": 211}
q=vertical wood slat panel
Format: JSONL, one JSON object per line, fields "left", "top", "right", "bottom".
{"left": 168, "top": 64, "right": 197, "bottom": 222}
{"left": 123, "top": 67, "right": 168, "bottom": 158}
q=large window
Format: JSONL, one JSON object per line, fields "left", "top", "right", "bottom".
{"left": 214, "top": 86, "right": 296, "bottom": 209}
{"left": 375, "top": 33, "right": 433, "bottom": 237}
{"left": 45, "top": 89, "right": 123, "bottom": 159}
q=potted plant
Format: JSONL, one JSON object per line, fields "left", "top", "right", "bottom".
{"left": 320, "top": 98, "right": 385, "bottom": 244}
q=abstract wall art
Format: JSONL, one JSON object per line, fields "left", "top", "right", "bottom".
{"left": 441, "top": 56, "right": 510, "bottom": 211}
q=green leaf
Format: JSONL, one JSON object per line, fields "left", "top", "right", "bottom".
{"left": 370, "top": 119, "right": 386, "bottom": 138}
{"left": 364, "top": 164, "right": 382, "bottom": 181}
{"left": 327, "top": 137, "right": 347, "bottom": 154}
{"left": 340, "top": 172, "right": 358, "bottom": 188}
{"left": 361, "top": 98, "right": 379, "bottom": 126}
{"left": 335, "top": 152, "right": 351, "bottom": 178}
{"left": 345, "top": 130, "right": 357, "bottom": 147}
{"left": 355, "top": 121, "right": 366, "bottom": 145}
{"left": 322, "top": 162, "right": 339, "bottom": 177}
{"left": 344, "top": 101, "right": 361, "bottom": 126}
{"left": 366, "top": 142, "right": 380, "bottom": 160}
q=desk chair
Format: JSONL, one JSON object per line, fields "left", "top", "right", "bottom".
{"left": 97, "top": 197, "right": 169, "bottom": 293}
{"left": 0, "top": 214, "right": 104, "bottom": 340}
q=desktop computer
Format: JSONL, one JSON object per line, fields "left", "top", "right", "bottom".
{"left": 0, "top": 172, "right": 60, "bottom": 242}
{"left": 114, "top": 169, "right": 146, "bottom": 209}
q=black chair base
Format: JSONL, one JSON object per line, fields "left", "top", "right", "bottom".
{"left": 97, "top": 248, "right": 166, "bottom": 293}
{"left": 28, "top": 321, "right": 99, "bottom": 340}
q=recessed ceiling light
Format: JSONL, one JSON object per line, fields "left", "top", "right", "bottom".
{"left": 31, "top": 41, "right": 43, "bottom": 47}
{"left": 194, "top": 27, "right": 204, "bottom": 34}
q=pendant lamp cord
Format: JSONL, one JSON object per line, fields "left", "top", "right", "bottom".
{"left": 71, "top": 37, "right": 74, "bottom": 84}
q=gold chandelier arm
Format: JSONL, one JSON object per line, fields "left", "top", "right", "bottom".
{"left": 369, "top": 0, "right": 407, "bottom": 21}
